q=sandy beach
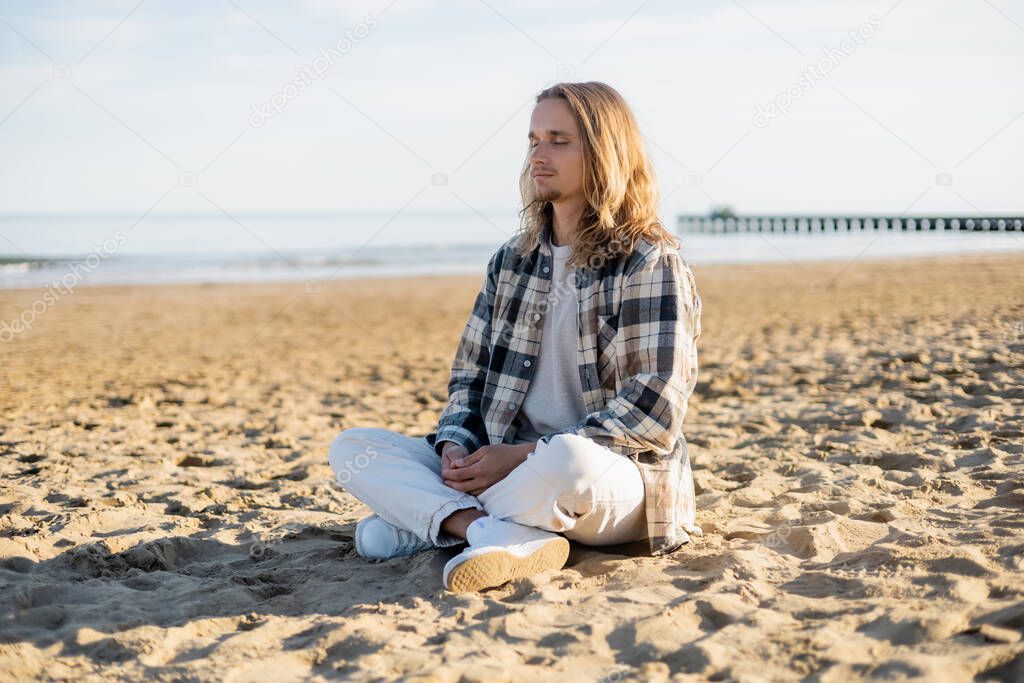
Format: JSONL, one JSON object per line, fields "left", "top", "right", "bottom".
{"left": 1, "top": 251, "right": 1022, "bottom": 682}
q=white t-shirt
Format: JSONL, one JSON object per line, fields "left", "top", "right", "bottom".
{"left": 513, "top": 234, "right": 589, "bottom": 442}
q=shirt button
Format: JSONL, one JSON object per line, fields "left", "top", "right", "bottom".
{"left": 533, "top": 313, "right": 541, "bottom": 320}
{"left": 542, "top": 266, "right": 550, "bottom": 273}
{"left": 523, "top": 360, "right": 531, "bottom": 367}
{"left": 508, "top": 402, "right": 515, "bottom": 410}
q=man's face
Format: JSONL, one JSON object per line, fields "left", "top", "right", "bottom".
{"left": 528, "top": 98, "right": 584, "bottom": 204}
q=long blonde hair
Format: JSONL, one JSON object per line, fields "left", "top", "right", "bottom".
{"left": 515, "top": 81, "right": 679, "bottom": 270}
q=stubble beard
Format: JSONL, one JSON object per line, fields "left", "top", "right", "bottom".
{"left": 536, "top": 185, "right": 562, "bottom": 202}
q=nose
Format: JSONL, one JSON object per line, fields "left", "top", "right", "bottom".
{"left": 529, "top": 144, "right": 548, "bottom": 165}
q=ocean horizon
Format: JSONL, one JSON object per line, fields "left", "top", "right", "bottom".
{"left": 2, "top": 210, "right": 1022, "bottom": 289}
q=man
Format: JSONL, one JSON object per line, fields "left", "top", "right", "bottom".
{"left": 329, "top": 81, "right": 702, "bottom": 593}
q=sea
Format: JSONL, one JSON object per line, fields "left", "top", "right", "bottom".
{"left": 1, "top": 210, "right": 1021, "bottom": 290}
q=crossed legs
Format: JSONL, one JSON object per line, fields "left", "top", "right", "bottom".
{"left": 327, "top": 428, "right": 647, "bottom": 548}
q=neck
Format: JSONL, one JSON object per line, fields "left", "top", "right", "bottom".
{"left": 549, "top": 198, "right": 584, "bottom": 247}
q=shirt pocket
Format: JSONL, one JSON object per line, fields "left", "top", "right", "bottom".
{"left": 490, "top": 295, "right": 511, "bottom": 347}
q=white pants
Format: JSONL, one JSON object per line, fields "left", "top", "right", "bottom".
{"left": 327, "top": 428, "right": 648, "bottom": 549}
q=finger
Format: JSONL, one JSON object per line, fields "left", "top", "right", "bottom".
{"left": 445, "top": 464, "right": 477, "bottom": 482}
{"left": 442, "top": 468, "right": 464, "bottom": 482}
{"left": 454, "top": 450, "right": 485, "bottom": 468}
{"left": 451, "top": 461, "right": 479, "bottom": 478}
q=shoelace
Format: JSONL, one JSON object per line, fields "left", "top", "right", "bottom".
{"left": 387, "top": 520, "right": 431, "bottom": 554}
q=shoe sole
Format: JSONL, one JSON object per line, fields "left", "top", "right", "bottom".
{"left": 444, "top": 536, "right": 570, "bottom": 592}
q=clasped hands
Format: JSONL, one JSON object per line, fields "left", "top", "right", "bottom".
{"left": 440, "top": 441, "right": 534, "bottom": 496}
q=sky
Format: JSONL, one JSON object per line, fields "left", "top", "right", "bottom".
{"left": 0, "top": 0, "right": 1021, "bottom": 226}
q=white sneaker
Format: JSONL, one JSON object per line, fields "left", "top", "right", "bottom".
{"left": 442, "top": 515, "right": 570, "bottom": 592}
{"left": 355, "top": 514, "right": 436, "bottom": 559}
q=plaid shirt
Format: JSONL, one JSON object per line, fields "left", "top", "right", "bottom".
{"left": 425, "top": 224, "right": 703, "bottom": 556}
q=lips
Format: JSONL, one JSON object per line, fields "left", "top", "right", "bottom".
{"left": 532, "top": 172, "right": 553, "bottom": 178}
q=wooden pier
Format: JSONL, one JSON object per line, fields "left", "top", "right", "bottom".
{"left": 677, "top": 214, "right": 1024, "bottom": 234}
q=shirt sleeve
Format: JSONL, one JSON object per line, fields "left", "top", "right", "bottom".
{"left": 539, "top": 249, "right": 701, "bottom": 456}
{"left": 432, "top": 250, "right": 499, "bottom": 456}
